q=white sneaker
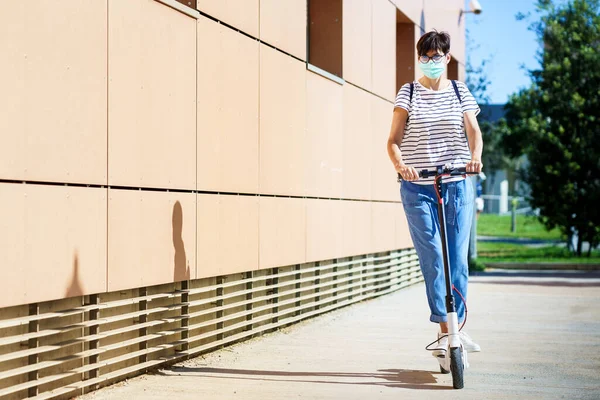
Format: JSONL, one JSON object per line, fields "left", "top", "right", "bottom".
{"left": 432, "top": 332, "right": 448, "bottom": 358}
{"left": 460, "top": 331, "right": 481, "bottom": 352}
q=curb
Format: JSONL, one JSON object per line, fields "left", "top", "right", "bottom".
{"left": 484, "top": 262, "right": 600, "bottom": 271}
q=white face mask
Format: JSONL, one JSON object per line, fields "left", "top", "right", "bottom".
{"left": 418, "top": 60, "right": 446, "bottom": 79}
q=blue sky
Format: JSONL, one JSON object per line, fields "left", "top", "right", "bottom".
{"left": 465, "top": 0, "right": 541, "bottom": 104}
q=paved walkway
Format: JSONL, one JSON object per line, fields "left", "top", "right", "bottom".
{"left": 77, "top": 271, "right": 600, "bottom": 400}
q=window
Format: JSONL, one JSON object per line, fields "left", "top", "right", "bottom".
{"left": 175, "top": 0, "right": 196, "bottom": 9}
{"left": 308, "top": 0, "right": 343, "bottom": 78}
{"left": 447, "top": 59, "right": 459, "bottom": 80}
{"left": 396, "top": 10, "right": 415, "bottom": 92}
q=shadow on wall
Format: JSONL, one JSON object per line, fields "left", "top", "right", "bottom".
{"left": 420, "top": 7, "right": 426, "bottom": 35}
{"left": 172, "top": 200, "right": 189, "bottom": 282}
{"left": 65, "top": 252, "right": 84, "bottom": 298}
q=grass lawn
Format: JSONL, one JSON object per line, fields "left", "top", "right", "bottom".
{"left": 477, "top": 241, "right": 600, "bottom": 264}
{"left": 472, "top": 214, "right": 599, "bottom": 269}
{"left": 477, "top": 214, "right": 562, "bottom": 241}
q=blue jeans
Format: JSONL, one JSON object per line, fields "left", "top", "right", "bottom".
{"left": 400, "top": 179, "right": 474, "bottom": 324}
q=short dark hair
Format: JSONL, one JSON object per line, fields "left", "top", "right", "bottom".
{"left": 416, "top": 31, "right": 451, "bottom": 56}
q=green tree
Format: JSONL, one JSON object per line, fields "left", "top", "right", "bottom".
{"left": 502, "top": 0, "right": 600, "bottom": 256}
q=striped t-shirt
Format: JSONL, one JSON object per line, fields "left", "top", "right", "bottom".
{"left": 394, "top": 81, "right": 480, "bottom": 185}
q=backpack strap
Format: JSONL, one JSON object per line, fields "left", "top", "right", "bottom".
{"left": 451, "top": 80, "right": 462, "bottom": 103}
{"left": 406, "top": 82, "right": 414, "bottom": 122}
{"left": 398, "top": 83, "right": 415, "bottom": 183}
{"left": 451, "top": 80, "right": 471, "bottom": 152}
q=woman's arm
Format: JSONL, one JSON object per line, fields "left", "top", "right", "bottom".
{"left": 387, "top": 107, "right": 419, "bottom": 181}
{"left": 464, "top": 110, "right": 484, "bottom": 173}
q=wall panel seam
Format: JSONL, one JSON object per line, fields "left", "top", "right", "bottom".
{"left": 346, "top": 81, "right": 394, "bottom": 105}
{"left": 258, "top": 3, "right": 262, "bottom": 270}
{"left": 0, "top": 180, "right": 401, "bottom": 204}
{"left": 106, "top": 0, "right": 110, "bottom": 294}
{"left": 196, "top": 8, "right": 305, "bottom": 64}
{"left": 152, "top": 1, "right": 306, "bottom": 64}
{"left": 195, "top": 12, "right": 199, "bottom": 281}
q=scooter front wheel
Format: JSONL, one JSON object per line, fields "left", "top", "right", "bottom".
{"left": 450, "top": 347, "right": 464, "bottom": 389}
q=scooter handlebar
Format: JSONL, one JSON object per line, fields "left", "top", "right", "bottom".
{"left": 418, "top": 167, "right": 479, "bottom": 179}
{"left": 397, "top": 167, "right": 480, "bottom": 182}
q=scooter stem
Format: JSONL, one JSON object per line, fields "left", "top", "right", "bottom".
{"left": 435, "top": 173, "right": 457, "bottom": 317}
{"left": 447, "top": 312, "right": 461, "bottom": 348}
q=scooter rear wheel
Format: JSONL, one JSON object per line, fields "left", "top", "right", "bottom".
{"left": 450, "top": 347, "right": 464, "bottom": 389}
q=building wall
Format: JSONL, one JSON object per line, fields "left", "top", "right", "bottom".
{"left": 0, "top": 0, "right": 467, "bottom": 309}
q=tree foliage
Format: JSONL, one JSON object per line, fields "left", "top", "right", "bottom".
{"left": 502, "top": 0, "right": 600, "bottom": 255}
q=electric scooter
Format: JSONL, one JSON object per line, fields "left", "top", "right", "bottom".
{"left": 400, "top": 165, "right": 477, "bottom": 389}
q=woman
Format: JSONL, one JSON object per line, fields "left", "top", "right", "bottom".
{"left": 387, "top": 31, "right": 483, "bottom": 356}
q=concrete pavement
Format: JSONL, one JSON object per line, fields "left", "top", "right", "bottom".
{"left": 77, "top": 270, "right": 600, "bottom": 400}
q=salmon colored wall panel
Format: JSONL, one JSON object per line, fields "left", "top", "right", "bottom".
{"left": 371, "top": 97, "right": 398, "bottom": 202}
{"left": 0, "top": 1, "right": 107, "bottom": 184}
{"left": 305, "top": 72, "right": 344, "bottom": 198}
{"left": 197, "top": 194, "right": 259, "bottom": 278}
{"left": 395, "top": 203, "right": 413, "bottom": 249}
{"left": 260, "top": 0, "right": 306, "bottom": 60}
{"left": 108, "top": 190, "right": 196, "bottom": 291}
{"left": 0, "top": 185, "right": 26, "bottom": 309}
{"left": 372, "top": 0, "right": 396, "bottom": 101}
{"left": 195, "top": 194, "right": 219, "bottom": 279}
{"left": 197, "top": 17, "right": 259, "bottom": 193}
{"left": 392, "top": 0, "right": 424, "bottom": 26}
{"left": 259, "top": 197, "right": 306, "bottom": 269}
{"left": 342, "top": 201, "right": 372, "bottom": 257}
{"left": 343, "top": 0, "right": 372, "bottom": 90}
{"left": 196, "top": 0, "right": 259, "bottom": 38}
{"left": 371, "top": 202, "right": 397, "bottom": 253}
{"left": 108, "top": 0, "right": 196, "bottom": 190}
{"left": 423, "top": 0, "right": 465, "bottom": 65}
{"left": 0, "top": 184, "right": 107, "bottom": 309}
{"left": 214, "top": 195, "right": 258, "bottom": 275}
{"left": 342, "top": 84, "right": 372, "bottom": 200}
{"left": 259, "top": 45, "right": 306, "bottom": 196}
{"left": 306, "top": 199, "right": 343, "bottom": 263}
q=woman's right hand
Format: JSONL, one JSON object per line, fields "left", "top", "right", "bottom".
{"left": 395, "top": 163, "right": 420, "bottom": 181}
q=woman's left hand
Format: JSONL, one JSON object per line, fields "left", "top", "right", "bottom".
{"left": 466, "top": 159, "right": 483, "bottom": 173}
